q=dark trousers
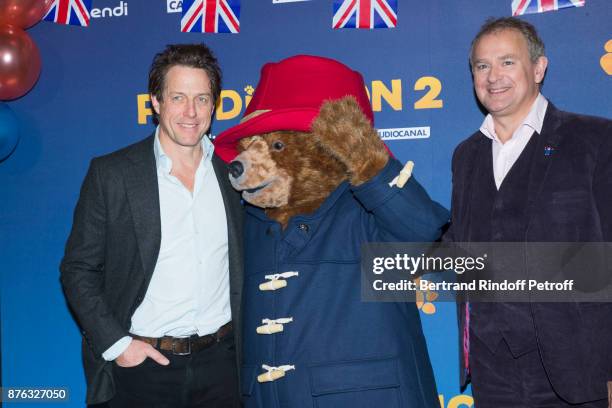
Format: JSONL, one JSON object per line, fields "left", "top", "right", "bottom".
{"left": 109, "top": 335, "right": 239, "bottom": 408}
{"left": 470, "top": 332, "right": 606, "bottom": 408}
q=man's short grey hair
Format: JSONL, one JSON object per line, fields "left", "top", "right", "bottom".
{"left": 469, "top": 17, "right": 546, "bottom": 66}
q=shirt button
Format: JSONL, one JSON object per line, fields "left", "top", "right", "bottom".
{"left": 298, "top": 223, "right": 309, "bottom": 233}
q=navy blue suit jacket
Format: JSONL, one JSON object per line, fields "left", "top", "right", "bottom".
{"left": 447, "top": 103, "right": 612, "bottom": 403}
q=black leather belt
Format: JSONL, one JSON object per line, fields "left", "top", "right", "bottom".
{"left": 132, "top": 321, "right": 233, "bottom": 355}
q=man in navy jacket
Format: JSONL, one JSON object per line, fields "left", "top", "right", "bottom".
{"left": 446, "top": 17, "right": 612, "bottom": 407}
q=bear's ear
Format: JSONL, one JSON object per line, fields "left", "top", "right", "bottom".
{"left": 311, "top": 96, "right": 388, "bottom": 186}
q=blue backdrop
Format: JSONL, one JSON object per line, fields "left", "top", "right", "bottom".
{"left": 1, "top": 1, "right": 611, "bottom": 406}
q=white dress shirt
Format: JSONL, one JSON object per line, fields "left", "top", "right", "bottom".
{"left": 480, "top": 94, "right": 548, "bottom": 189}
{"left": 102, "top": 129, "right": 231, "bottom": 360}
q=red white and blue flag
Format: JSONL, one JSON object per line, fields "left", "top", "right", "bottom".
{"left": 43, "top": 0, "right": 91, "bottom": 26}
{"left": 512, "top": 0, "right": 585, "bottom": 15}
{"left": 181, "top": 0, "right": 240, "bottom": 34}
{"left": 333, "top": 0, "right": 398, "bottom": 30}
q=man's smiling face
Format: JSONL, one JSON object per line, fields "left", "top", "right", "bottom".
{"left": 471, "top": 28, "right": 547, "bottom": 124}
{"left": 151, "top": 65, "right": 214, "bottom": 148}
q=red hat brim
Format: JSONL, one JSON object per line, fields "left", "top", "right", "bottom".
{"left": 214, "top": 107, "right": 320, "bottom": 163}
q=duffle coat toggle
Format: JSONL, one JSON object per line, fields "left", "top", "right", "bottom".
{"left": 257, "top": 364, "right": 295, "bottom": 383}
{"left": 258, "top": 271, "right": 299, "bottom": 291}
{"left": 256, "top": 317, "right": 293, "bottom": 334}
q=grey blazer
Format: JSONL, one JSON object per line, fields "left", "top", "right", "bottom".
{"left": 60, "top": 134, "right": 244, "bottom": 405}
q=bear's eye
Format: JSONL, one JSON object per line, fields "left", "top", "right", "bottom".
{"left": 272, "top": 141, "right": 285, "bottom": 151}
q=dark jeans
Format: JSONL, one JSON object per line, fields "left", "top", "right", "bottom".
{"left": 109, "top": 335, "right": 239, "bottom": 408}
{"left": 470, "top": 332, "right": 606, "bottom": 408}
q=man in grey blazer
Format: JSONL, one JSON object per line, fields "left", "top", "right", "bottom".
{"left": 61, "top": 44, "right": 243, "bottom": 407}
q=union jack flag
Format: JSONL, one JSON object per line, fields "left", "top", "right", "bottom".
{"left": 512, "top": 0, "right": 585, "bottom": 15}
{"left": 181, "top": 0, "right": 240, "bottom": 34}
{"left": 43, "top": 0, "right": 91, "bottom": 26}
{"left": 333, "top": 0, "right": 398, "bottom": 30}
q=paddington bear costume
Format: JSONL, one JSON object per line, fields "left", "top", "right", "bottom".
{"left": 214, "top": 55, "right": 449, "bottom": 408}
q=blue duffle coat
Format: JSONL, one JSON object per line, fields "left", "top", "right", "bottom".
{"left": 241, "top": 159, "right": 449, "bottom": 408}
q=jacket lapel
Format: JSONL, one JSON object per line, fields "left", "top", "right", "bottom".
{"left": 526, "top": 103, "right": 565, "bottom": 214}
{"left": 457, "top": 134, "right": 490, "bottom": 242}
{"left": 212, "top": 153, "right": 244, "bottom": 369}
{"left": 123, "top": 135, "right": 161, "bottom": 281}
{"left": 212, "top": 154, "right": 244, "bottom": 308}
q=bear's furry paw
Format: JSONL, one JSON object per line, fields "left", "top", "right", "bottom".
{"left": 311, "top": 96, "right": 389, "bottom": 186}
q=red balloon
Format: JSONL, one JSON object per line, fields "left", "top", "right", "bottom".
{"left": 0, "top": 0, "right": 53, "bottom": 29}
{"left": 0, "top": 25, "right": 41, "bottom": 100}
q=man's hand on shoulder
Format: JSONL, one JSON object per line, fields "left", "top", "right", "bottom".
{"left": 115, "top": 339, "right": 170, "bottom": 367}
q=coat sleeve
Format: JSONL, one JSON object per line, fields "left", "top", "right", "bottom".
{"left": 60, "top": 159, "right": 127, "bottom": 356}
{"left": 351, "top": 158, "right": 449, "bottom": 242}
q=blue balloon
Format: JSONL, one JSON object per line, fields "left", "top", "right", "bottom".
{"left": 0, "top": 103, "right": 19, "bottom": 161}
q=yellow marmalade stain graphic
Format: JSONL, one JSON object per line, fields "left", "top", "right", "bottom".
{"left": 438, "top": 394, "right": 474, "bottom": 408}
{"left": 415, "top": 277, "right": 439, "bottom": 315}
{"left": 601, "top": 39, "right": 612, "bottom": 75}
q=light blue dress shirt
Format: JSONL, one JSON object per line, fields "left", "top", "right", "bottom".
{"left": 103, "top": 129, "right": 231, "bottom": 360}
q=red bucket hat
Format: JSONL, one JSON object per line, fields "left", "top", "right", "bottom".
{"left": 213, "top": 54, "right": 374, "bottom": 163}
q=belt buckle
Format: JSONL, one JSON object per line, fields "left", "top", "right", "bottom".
{"left": 171, "top": 337, "right": 191, "bottom": 356}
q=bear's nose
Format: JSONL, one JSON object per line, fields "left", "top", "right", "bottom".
{"left": 228, "top": 160, "right": 244, "bottom": 178}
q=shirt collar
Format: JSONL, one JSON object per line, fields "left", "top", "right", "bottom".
{"left": 480, "top": 93, "right": 548, "bottom": 143}
{"left": 153, "top": 127, "right": 215, "bottom": 174}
